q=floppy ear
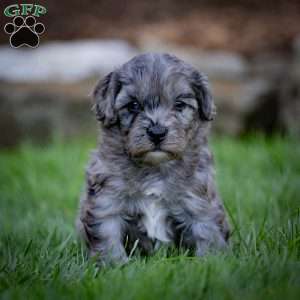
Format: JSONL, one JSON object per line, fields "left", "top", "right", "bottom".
{"left": 191, "top": 71, "right": 216, "bottom": 121}
{"left": 92, "top": 72, "right": 121, "bottom": 127}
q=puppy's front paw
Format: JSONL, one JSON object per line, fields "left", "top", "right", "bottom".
{"left": 192, "top": 222, "right": 228, "bottom": 256}
{"left": 195, "top": 238, "right": 227, "bottom": 257}
{"left": 90, "top": 248, "right": 129, "bottom": 267}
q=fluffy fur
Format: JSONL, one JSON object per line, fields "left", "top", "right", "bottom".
{"left": 77, "top": 53, "right": 229, "bottom": 265}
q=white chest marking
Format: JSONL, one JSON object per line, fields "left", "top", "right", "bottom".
{"left": 141, "top": 182, "right": 170, "bottom": 243}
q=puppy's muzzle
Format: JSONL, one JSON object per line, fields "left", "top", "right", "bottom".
{"left": 146, "top": 124, "right": 168, "bottom": 145}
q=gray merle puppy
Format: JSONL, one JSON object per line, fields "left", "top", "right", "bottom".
{"left": 77, "top": 53, "right": 229, "bottom": 265}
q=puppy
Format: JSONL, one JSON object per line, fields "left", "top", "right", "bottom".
{"left": 77, "top": 53, "right": 229, "bottom": 265}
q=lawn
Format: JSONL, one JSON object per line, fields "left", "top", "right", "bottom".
{"left": 0, "top": 135, "right": 299, "bottom": 300}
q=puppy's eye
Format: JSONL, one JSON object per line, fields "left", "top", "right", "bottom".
{"left": 127, "top": 101, "right": 141, "bottom": 113}
{"left": 174, "top": 101, "right": 187, "bottom": 111}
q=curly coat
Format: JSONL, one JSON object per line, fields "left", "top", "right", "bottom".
{"left": 77, "top": 53, "right": 229, "bottom": 265}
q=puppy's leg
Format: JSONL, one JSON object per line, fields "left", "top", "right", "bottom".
{"left": 79, "top": 211, "right": 128, "bottom": 266}
{"left": 78, "top": 186, "right": 128, "bottom": 266}
{"left": 190, "top": 220, "right": 227, "bottom": 256}
{"left": 174, "top": 192, "right": 229, "bottom": 256}
{"left": 95, "top": 220, "right": 128, "bottom": 265}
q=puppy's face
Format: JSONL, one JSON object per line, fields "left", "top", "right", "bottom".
{"left": 94, "top": 54, "right": 215, "bottom": 165}
{"left": 116, "top": 73, "right": 199, "bottom": 164}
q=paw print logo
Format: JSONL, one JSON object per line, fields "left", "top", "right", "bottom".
{"left": 4, "top": 16, "right": 45, "bottom": 48}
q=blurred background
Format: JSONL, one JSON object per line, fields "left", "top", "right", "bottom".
{"left": 1, "top": 2, "right": 300, "bottom": 297}
{"left": 0, "top": 0, "right": 300, "bottom": 148}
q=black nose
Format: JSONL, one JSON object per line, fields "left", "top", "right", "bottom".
{"left": 147, "top": 124, "right": 168, "bottom": 144}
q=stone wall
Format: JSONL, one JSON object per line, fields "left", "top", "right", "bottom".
{"left": 0, "top": 39, "right": 299, "bottom": 148}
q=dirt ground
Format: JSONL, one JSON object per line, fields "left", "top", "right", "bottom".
{"left": 1, "top": 0, "right": 300, "bottom": 57}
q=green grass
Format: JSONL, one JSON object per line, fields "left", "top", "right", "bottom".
{"left": 0, "top": 135, "right": 299, "bottom": 300}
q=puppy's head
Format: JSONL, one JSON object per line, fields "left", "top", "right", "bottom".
{"left": 93, "top": 53, "right": 215, "bottom": 165}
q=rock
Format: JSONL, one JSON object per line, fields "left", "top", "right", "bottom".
{"left": 139, "top": 37, "right": 249, "bottom": 80}
{"left": 0, "top": 80, "right": 97, "bottom": 147}
{"left": 0, "top": 40, "right": 138, "bottom": 83}
{"left": 273, "top": 37, "right": 300, "bottom": 136}
{"left": 180, "top": 50, "right": 248, "bottom": 81}
{"left": 212, "top": 78, "right": 275, "bottom": 135}
{"left": 0, "top": 38, "right": 298, "bottom": 148}
{"left": 249, "top": 54, "right": 290, "bottom": 81}
{"left": 278, "top": 75, "right": 300, "bottom": 136}
{"left": 0, "top": 95, "right": 22, "bottom": 148}
{"left": 293, "top": 35, "right": 300, "bottom": 61}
